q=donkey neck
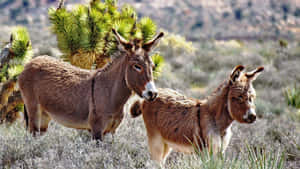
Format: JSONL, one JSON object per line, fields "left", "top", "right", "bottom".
{"left": 206, "top": 81, "right": 233, "bottom": 133}
{"left": 93, "top": 55, "right": 131, "bottom": 110}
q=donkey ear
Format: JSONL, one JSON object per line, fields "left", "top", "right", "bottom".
{"left": 142, "top": 32, "right": 164, "bottom": 52}
{"left": 26, "top": 40, "right": 31, "bottom": 48}
{"left": 57, "top": 0, "right": 65, "bottom": 10}
{"left": 246, "top": 66, "right": 264, "bottom": 81}
{"left": 112, "top": 28, "right": 133, "bottom": 51}
{"left": 10, "top": 34, "right": 14, "bottom": 43}
{"left": 230, "top": 65, "right": 245, "bottom": 83}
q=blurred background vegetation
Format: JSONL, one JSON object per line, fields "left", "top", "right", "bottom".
{"left": 0, "top": 0, "right": 299, "bottom": 168}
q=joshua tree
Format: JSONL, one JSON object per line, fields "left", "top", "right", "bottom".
{"left": 0, "top": 27, "right": 32, "bottom": 123}
{"left": 49, "top": 0, "right": 164, "bottom": 70}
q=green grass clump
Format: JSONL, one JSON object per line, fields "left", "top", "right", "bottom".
{"left": 172, "top": 144, "right": 285, "bottom": 169}
{"left": 245, "top": 144, "right": 285, "bottom": 169}
{"left": 284, "top": 85, "right": 300, "bottom": 108}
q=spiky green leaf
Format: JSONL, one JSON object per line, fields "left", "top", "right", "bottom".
{"left": 152, "top": 53, "right": 164, "bottom": 79}
{"left": 139, "top": 17, "right": 157, "bottom": 43}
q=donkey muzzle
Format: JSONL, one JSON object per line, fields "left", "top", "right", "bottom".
{"left": 142, "top": 81, "right": 158, "bottom": 101}
{"left": 243, "top": 109, "right": 256, "bottom": 123}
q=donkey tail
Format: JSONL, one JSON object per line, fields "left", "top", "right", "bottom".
{"left": 130, "top": 100, "right": 143, "bottom": 118}
{"left": 23, "top": 105, "right": 28, "bottom": 129}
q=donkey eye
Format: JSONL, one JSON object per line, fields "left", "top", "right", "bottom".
{"left": 238, "top": 96, "right": 243, "bottom": 102}
{"left": 152, "top": 64, "right": 156, "bottom": 71}
{"left": 133, "top": 64, "right": 142, "bottom": 72}
{"left": 249, "top": 97, "right": 253, "bottom": 102}
{"left": 151, "top": 62, "right": 155, "bottom": 70}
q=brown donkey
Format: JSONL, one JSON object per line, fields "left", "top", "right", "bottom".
{"left": 130, "top": 65, "right": 264, "bottom": 164}
{"left": 18, "top": 29, "right": 164, "bottom": 140}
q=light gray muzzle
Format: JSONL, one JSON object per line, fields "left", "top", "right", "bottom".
{"left": 243, "top": 109, "right": 256, "bottom": 123}
{"left": 142, "top": 81, "right": 158, "bottom": 101}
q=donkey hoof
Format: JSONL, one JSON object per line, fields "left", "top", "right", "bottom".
{"left": 92, "top": 131, "right": 103, "bottom": 142}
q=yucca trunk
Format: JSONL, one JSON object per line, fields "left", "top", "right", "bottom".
{"left": 0, "top": 78, "right": 17, "bottom": 110}
{"left": 0, "top": 90, "right": 22, "bottom": 124}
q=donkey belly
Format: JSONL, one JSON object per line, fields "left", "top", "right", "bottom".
{"left": 47, "top": 110, "right": 90, "bottom": 130}
{"left": 164, "top": 139, "right": 194, "bottom": 153}
{"left": 36, "top": 84, "right": 91, "bottom": 130}
{"left": 40, "top": 99, "right": 90, "bottom": 130}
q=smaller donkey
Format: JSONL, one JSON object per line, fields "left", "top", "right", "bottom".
{"left": 18, "top": 29, "right": 163, "bottom": 140}
{"left": 130, "top": 65, "right": 264, "bottom": 164}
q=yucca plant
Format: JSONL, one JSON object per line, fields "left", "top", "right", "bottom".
{"left": 284, "top": 85, "right": 300, "bottom": 109}
{"left": 244, "top": 144, "right": 285, "bottom": 169}
{"left": 0, "top": 27, "right": 32, "bottom": 82}
{"left": 49, "top": 0, "right": 162, "bottom": 70}
{"left": 0, "top": 26, "right": 32, "bottom": 124}
{"left": 151, "top": 53, "right": 164, "bottom": 79}
{"left": 174, "top": 139, "right": 285, "bottom": 169}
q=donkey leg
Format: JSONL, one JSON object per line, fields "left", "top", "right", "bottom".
{"left": 148, "top": 134, "right": 165, "bottom": 164}
{"left": 90, "top": 115, "right": 109, "bottom": 141}
{"left": 207, "top": 132, "right": 222, "bottom": 155}
{"left": 21, "top": 89, "right": 41, "bottom": 136}
{"left": 221, "top": 128, "right": 232, "bottom": 153}
{"left": 25, "top": 102, "right": 40, "bottom": 136}
{"left": 110, "top": 110, "right": 124, "bottom": 135}
{"left": 39, "top": 110, "right": 51, "bottom": 134}
{"left": 161, "top": 143, "right": 171, "bottom": 165}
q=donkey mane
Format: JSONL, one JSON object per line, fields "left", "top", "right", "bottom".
{"left": 154, "top": 89, "right": 197, "bottom": 107}
{"left": 209, "top": 80, "right": 230, "bottom": 97}
{"left": 95, "top": 51, "right": 126, "bottom": 73}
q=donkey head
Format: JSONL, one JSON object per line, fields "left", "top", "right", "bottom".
{"left": 112, "top": 29, "right": 164, "bottom": 101}
{"left": 227, "top": 65, "right": 264, "bottom": 123}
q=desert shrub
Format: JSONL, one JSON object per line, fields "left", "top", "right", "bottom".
{"left": 191, "top": 20, "right": 204, "bottom": 30}
{"left": 255, "top": 99, "right": 284, "bottom": 117}
{"left": 289, "top": 109, "right": 300, "bottom": 122}
{"left": 247, "top": 1, "right": 252, "bottom": 8}
{"left": 281, "top": 4, "right": 290, "bottom": 14}
{"left": 278, "top": 39, "right": 288, "bottom": 48}
{"left": 223, "top": 11, "right": 230, "bottom": 18}
{"left": 234, "top": 8, "right": 243, "bottom": 20}
{"left": 9, "top": 8, "right": 21, "bottom": 20}
{"left": 294, "top": 8, "right": 300, "bottom": 17}
{"left": 154, "top": 31, "right": 197, "bottom": 88}
{"left": 158, "top": 31, "right": 196, "bottom": 56}
{"left": 259, "top": 48, "right": 277, "bottom": 63}
{"left": 22, "top": 0, "right": 29, "bottom": 8}
{"left": 0, "top": 0, "right": 15, "bottom": 9}
{"left": 284, "top": 85, "right": 300, "bottom": 108}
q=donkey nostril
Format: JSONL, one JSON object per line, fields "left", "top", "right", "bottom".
{"left": 147, "top": 91, "right": 153, "bottom": 98}
{"left": 248, "top": 114, "right": 256, "bottom": 122}
{"left": 147, "top": 91, "right": 157, "bottom": 101}
{"left": 152, "top": 92, "right": 158, "bottom": 100}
